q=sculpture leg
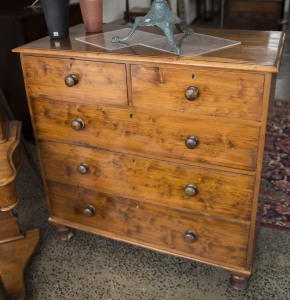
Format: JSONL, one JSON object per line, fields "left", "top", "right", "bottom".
{"left": 159, "top": 21, "right": 182, "bottom": 55}
{"left": 176, "top": 23, "right": 193, "bottom": 35}
{"left": 112, "top": 17, "right": 143, "bottom": 43}
{"left": 229, "top": 273, "right": 248, "bottom": 290}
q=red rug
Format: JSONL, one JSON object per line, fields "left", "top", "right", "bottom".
{"left": 261, "top": 100, "right": 290, "bottom": 231}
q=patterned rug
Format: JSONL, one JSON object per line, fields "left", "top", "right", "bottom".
{"left": 261, "top": 100, "right": 290, "bottom": 231}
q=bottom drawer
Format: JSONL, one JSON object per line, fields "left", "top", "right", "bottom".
{"left": 47, "top": 181, "right": 249, "bottom": 269}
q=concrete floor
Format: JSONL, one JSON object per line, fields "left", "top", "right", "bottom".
{"left": 15, "top": 23, "right": 290, "bottom": 300}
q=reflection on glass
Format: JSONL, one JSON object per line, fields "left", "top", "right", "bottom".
{"left": 141, "top": 33, "right": 241, "bottom": 57}
{"left": 75, "top": 28, "right": 161, "bottom": 50}
{"left": 75, "top": 28, "right": 240, "bottom": 57}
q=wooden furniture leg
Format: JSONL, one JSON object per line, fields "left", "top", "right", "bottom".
{"left": 229, "top": 274, "right": 248, "bottom": 290}
{"left": 56, "top": 226, "right": 73, "bottom": 241}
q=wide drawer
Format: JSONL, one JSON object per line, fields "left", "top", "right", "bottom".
{"left": 22, "top": 56, "right": 128, "bottom": 106}
{"left": 48, "top": 181, "right": 249, "bottom": 269}
{"left": 31, "top": 98, "right": 260, "bottom": 171}
{"left": 131, "top": 65, "right": 264, "bottom": 121}
{"left": 39, "top": 140, "right": 254, "bottom": 224}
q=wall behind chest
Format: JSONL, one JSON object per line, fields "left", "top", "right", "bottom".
{"left": 102, "top": 0, "right": 197, "bottom": 25}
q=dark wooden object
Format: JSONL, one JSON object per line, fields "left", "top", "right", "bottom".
{"left": 0, "top": 0, "right": 82, "bottom": 137}
{"left": 0, "top": 277, "right": 8, "bottom": 300}
{"left": 14, "top": 24, "right": 285, "bottom": 290}
{"left": 0, "top": 92, "right": 40, "bottom": 299}
{"left": 227, "top": 0, "right": 283, "bottom": 30}
{"left": 0, "top": 90, "right": 43, "bottom": 188}
{"left": 195, "top": 0, "right": 217, "bottom": 22}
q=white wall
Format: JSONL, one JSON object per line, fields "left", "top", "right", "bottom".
{"left": 170, "top": 0, "right": 196, "bottom": 25}
{"left": 103, "top": 0, "right": 124, "bottom": 23}
{"left": 103, "top": 0, "right": 151, "bottom": 23}
{"left": 184, "top": 0, "right": 196, "bottom": 25}
{"left": 103, "top": 0, "right": 196, "bottom": 25}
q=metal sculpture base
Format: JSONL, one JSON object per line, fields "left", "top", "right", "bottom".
{"left": 112, "top": 0, "right": 193, "bottom": 55}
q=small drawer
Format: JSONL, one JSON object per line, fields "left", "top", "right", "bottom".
{"left": 39, "top": 140, "right": 255, "bottom": 224}
{"left": 48, "top": 181, "right": 249, "bottom": 269}
{"left": 131, "top": 65, "right": 264, "bottom": 121}
{"left": 31, "top": 98, "right": 260, "bottom": 171}
{"left": 23, "top": 56, "right": 128, "bottom": 106}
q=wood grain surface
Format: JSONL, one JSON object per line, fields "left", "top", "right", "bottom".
{"left": 0, "top": 211, "right": 23, "bottom": 243}
{"left": 39, "top": 140, "right": 255, "bottom": 224}
{"left": 48, "top": 181, "right": 249, "bottom": 269}
{"left": 15, "top": 25, "right": 286, "bottom": 283}
{"left": 0, "top": 229, "right": 40, "bottom": 300}
{"left": 0, "top": 121, "right": 21, "bottom": 209}
{"left": 131, "top": 65, "right": 265, "bottom": 121}
{"left": 31, "top": 98, "right": 260, "bottom": 171}
{"left": 23, "top": 55, "right": 128, "bottom": 106}
{"left": 13, "top": 25, "right": 285, "bottom": 73}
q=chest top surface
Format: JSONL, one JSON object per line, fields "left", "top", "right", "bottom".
{"left": 14, "top": 24, "right": 285, "bottom": 73}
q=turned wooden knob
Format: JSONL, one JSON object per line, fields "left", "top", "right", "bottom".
{"left": 71, "top": 118, "right": 84, "bottom": 131}
{"left": 185, "top": 86, "right": 199, "bottom": 101}
{"left": 77, "top": 163, "right": 89, "bottom": 174}
{"left": 185, "top": 184, "right": 198, "bottom": 197}
{"left": 83, "top": 205, "right": 95, "bottom": 217}
{"left": 185, "top": 136, "right": 199, "bottom": 149}
{"left": 184, "top": 230, "right": 197, "bottom": 243}
{"left": 65, "top": 74, "right": 78, "bottom": 87}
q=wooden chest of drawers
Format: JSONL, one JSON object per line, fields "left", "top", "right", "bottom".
{"left": 14, "top": 25, "right": 285, "bottom": 290}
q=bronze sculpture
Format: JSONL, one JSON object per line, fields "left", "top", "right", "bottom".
{"left": 112, "top": 0, "right": 193, "bottom": 55}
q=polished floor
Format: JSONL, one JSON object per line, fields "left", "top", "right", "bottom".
{"left": 16, "top": 24, "right": 290, "bottom": 300}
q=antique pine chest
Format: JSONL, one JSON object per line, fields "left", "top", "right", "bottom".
{"left": 14, "top": 25, "right": 285, "bottom": 290}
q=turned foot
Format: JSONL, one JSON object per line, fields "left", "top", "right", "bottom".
{"left": 230, "top": 274, "right": 248, "bottom": 291}
{"left": 56, "top": 226, "right": 73, "bottom": 241}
